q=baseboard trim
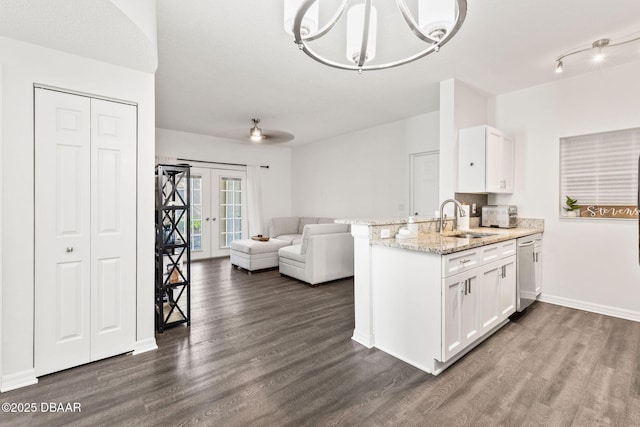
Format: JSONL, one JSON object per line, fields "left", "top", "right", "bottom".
{"left": 351, "top": 330, "right": 374, "bottom": 349}
{"left": 1, "top": 369, "right": 38, "bottom": 393}
{"left": 132, "top": 338, "right": 158, "bottom": 355}
{"left": 538, "top": 294, "right": 640, "bottom": 322}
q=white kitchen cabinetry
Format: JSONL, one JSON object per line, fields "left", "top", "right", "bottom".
{"left": 534, "top": 238, "right": 543, "bottom": 296}
{"left": 458, "top": 125, "right": 514, "bottom": 193}
{"left": 442, "top": 271, "right": 480, "bottom": 362}
{"left": 441, "top": 244, "right": 516, "bottom": 363}
{"left": 372, "top": 238, "right": 518, "bottom": 375}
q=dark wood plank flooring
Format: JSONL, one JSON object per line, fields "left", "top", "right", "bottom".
{"left": 2, "top": 257, "right": 640, "bottom": 426}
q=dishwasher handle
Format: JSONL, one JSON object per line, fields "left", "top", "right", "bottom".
{"left": 518, "top": 240, "right": 535, "bottom": 247}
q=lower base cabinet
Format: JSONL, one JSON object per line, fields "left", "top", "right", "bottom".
{"left": 371, "top": 238, "right": 518, "bottom": 375}
{"left": 443, "top": 253, "right": 516, "bottom": 363}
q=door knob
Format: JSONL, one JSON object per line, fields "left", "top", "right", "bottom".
{"left": 66, "top": 247, "right": 74, "bottom": 253}
{"left": 205, "top": 218, "right": 210, "bottom": 221}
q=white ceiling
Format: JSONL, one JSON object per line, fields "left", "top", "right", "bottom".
{"left": 154, "top": 0, "right": 640, "bottom": 145}
{"left": 1, "top": 1, "right": 640, "bottom": 145}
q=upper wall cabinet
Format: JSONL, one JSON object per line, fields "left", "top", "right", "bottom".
{"left": 458, "top": 125, "right": 514, "bottom": 194}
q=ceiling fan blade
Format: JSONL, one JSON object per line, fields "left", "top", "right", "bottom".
{"left": 212, "top": 128, "right": 295, "bottom": 144}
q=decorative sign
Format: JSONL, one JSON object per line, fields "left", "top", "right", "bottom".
{"left": 576, "top": 205, "right": 639, "bottom": 219}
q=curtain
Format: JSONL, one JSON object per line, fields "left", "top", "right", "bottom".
{"left": 246, "top": 165, "right": 264, "bottom": 236}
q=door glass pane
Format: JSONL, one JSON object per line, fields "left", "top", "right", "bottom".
{"left": 219, "top": 176, "right": 243, "bottom": 249}
{"left": 190, "top": 175, "right": 202, "bottom": 251}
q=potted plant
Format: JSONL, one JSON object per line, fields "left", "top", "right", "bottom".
{"left": 563, "top": 195, "right": 581, "bottom": 217}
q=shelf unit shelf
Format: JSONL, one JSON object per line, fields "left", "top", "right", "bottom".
{"left": 155, "top": 164, "right": 191, "bottom": 333}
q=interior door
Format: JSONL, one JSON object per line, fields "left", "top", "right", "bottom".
{"left": 89, "top": 98, "right": 136, "bottom": 360}
{"left": 35, "top": 89, "right": 92, "bottom": 376}
{"left": 210, "top": 169, "right": 248, "bottom": 257}
{"left": 35, "top": 89, "right": 137, "bottom": 376}
{"left": 410, "top": 151, "right": 439, "bottom": 216}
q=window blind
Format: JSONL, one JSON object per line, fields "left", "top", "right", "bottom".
{"left": 560, "top": 128, "right": 640, "bottom": 206}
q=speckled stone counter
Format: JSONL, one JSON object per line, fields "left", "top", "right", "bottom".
{"left": 373, "top": 226, "right": 544, "bottom": 255}
{"left": 337, "top": 216, "right": 544, "bottom": 254}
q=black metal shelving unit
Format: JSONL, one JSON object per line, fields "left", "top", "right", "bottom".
{"left": 155, "top": 164, "right": 191, "bottom": 332}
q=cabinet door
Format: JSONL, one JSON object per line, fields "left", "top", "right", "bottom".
{"left": 479, "top": 261, "right": 501, "bottom": 333}
{"left": 499, "top": 256, "right": 517, "bottom": 319}
{"left": 458, "top": 126, "right": 487, "bottom": 193}
{"left": 501, "top": 135, "right": 515, "bottom": 193}
{"left": 442, "top": 271, "right": 479, "bottom": 362}
{"left": 442, "top": 276, "right": 465, "bottom": 362}
{"left": 534, "top": 247, "right": 542, "bottom": 296}
{"left": 485, "top": 128, "right": 504, "bottom": 193}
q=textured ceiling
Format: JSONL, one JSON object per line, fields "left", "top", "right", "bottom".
{"left": 1, "top": 1, "right": 639, "bottom": 145}
{"left": 154, "top": 0, "right": 640, "bottom": 145}
{"left": 0, "top": 0, "right": 157, "bottom": 72}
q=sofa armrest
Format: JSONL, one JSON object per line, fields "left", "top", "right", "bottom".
{"left": 305, "top": 232, "right": 354, "bottom": 282}
{"left": 300, "top": 223, "right": 350, "bottom": 255}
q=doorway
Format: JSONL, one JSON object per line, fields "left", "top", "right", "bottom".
{"left": 189, "top": 167, "right": 248, "bottom": 260}
{"left": 410, "top": 151, "right": 439, "bottom": 216}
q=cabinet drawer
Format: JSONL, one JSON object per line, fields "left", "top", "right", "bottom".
{"left": 442, "top": 249, "right": 480, "bottom": 277}
{"left": 482, "top": 240, "right": 516, "bottom": 262}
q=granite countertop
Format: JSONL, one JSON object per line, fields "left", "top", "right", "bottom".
{"left": 335, "top": 217, "right": 437, "bottom": 226}
{"left": 373, "top": 227, "right": 544, "bottom": 255}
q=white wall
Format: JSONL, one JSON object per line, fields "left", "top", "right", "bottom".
{"left": 291, "top": 112, "right": 439, "bottom": 218}
{"left": 0, "top": 37, "right": 156, "bottom": 391}
{"left": 439, "top": 79, "right": 489, "bottom": 211}
{"left": 493, "top": 60, "right": 640, "bottom": 320}
{"left": 156, "top": 128, "right": 293, "bottom": 224}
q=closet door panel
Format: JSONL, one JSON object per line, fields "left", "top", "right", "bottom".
{"left": 35, "top": 89, "right": 91, "bottom": 376}
{"left": 90, "top": 99, "right": 136, "bottom": 360}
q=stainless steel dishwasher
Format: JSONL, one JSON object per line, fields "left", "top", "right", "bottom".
{"left": 516, "top": 233, "right": 543, "bottom": 312}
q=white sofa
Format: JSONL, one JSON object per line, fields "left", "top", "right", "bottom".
{"left": 278, "top": 223, "right": 354, "bottom": 286}
{"left": 229, "top": 216, "right": 336, "bottom": 273}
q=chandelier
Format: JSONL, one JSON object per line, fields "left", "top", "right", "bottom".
{"left": 284, "top": 0, "right": 467, "bottom": 72}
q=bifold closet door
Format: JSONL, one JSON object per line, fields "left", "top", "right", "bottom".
{"left": 35, "top": 89, "right": 136, "bottom": 376}
{"left": 89, "top": 98, "right": 136, "bottom": 361}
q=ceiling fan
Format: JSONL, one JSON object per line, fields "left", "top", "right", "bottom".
{"left": 214, "top": 118, "right": 295, "bottom": 144}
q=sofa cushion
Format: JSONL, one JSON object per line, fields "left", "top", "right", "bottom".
{"left": 298, "top": 217, "right": 319, "bottom": 233}
{"left": 301, "top": 223, "right": 350, "bottom": 255}
{"left": 317, "top": 217, "right": 335, "bottom": 224}
{"left": 274, "top": 234, "right": 302, "bottom": 245}
{"left": 269, "top": 217, "right": 299, "bottom": 238}
{"left": 229, "top": 238, "right": 290, "bottom": 255}
{"left": 278, "top": 244, "right": 305, "bottom": 263}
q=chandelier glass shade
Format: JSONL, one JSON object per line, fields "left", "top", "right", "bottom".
{"left": 284, "top": 0, "right": 467, "bottom": 72}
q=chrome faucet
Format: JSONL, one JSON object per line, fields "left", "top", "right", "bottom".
{"left": 439, "top": 199, "right": 467, "bottom": 233}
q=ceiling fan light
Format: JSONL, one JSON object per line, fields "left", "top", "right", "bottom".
{"left": 346, "top": 3, "right": 378, "bottom": 64}
{"left": 249, "top": 121, "right": 263, "bottom": 141}
{"left": 419, "top": 0, "right": 456, "bottom": 40}
{"left": 284, "top": 0, "right": 319, "bottom": 36}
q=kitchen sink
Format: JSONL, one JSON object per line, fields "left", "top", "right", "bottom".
{"left": 448, "top": 231, "right": 498, "bottom": 239}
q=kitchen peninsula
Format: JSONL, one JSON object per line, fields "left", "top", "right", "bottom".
{"left": 336, "top": 216, "right": 544, "bottom": 375}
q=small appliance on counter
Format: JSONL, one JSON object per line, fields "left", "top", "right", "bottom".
{"left": 482, "top": 205, "right": 517, "bottom": 228}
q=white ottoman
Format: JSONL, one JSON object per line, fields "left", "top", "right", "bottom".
{"left": 229, "top": 238, "right": 290, "bottom": 273}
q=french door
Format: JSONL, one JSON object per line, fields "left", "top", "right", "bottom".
{"left": 189, "top": 167, "right": 247, "bottom": 259}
